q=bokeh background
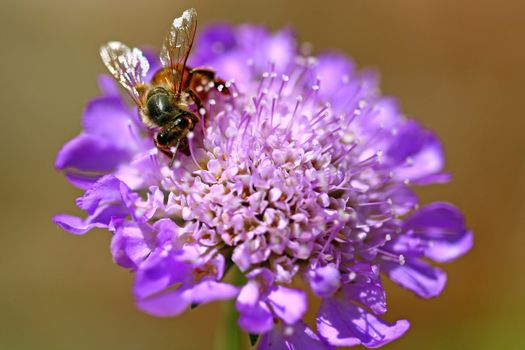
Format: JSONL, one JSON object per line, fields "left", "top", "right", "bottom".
{"left": 1, "top": 0, "right": 524, "bottom": 349}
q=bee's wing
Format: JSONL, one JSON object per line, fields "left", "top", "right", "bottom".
{"left": 100, "top": 41, "right": 150, "bottom": 106}
{"left": 160, "top": 8, "right": 197, "bottom": 95}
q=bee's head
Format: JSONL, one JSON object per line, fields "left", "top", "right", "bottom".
{"left": 155, "top": 115, "right": 193, "bottom": 147}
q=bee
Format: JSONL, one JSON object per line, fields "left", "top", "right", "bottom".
{"left": 100, "top": 8, "right": 228, "bottom": 166}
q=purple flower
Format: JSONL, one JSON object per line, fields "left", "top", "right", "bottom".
{"left": 236, "top": 268, "right": 307, "bottom": 334}
{"left": 54, "top": 22, "right": 472, "bottom": 349}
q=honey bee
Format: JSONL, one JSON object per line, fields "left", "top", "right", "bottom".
{"left": 100, "top": 8, "right": 229, "bottom": 166}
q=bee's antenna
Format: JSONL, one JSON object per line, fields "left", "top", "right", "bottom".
{"left": 168, "top": 141, "right": 180, "bottom": 168}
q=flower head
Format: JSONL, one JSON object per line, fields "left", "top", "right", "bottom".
{"left": 55, "top": 22, "right": 472, "bottom": 349}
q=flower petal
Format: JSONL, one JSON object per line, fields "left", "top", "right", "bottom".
{"left": 76, "top": 175, "right": 125, "bottom": 213}
{"left": 237, "top": 280, "right": 261, "bottom": 307}
{"left": 267, "top": 286, "right": 307, "bottom": 325}
{"left": 190, "top": 280, "right": 239, "bottom": 304}
{"left": 386, "top": 121, "right": 445, "bottom": 183}
{"left": 54, "top": 176, "right": 131, "bottom": 235}
{"left": 133, "top": 253, "right": 191, "bottom": 299}
{"left": 312, "top": 53, "right": 354, "bottom": 100}
{"left": 97, "top": 74, "right": 121, "bottom": 97}
{"left": 64, "top": 172, "right": 100, "bottom": 190}
{"left": 55, "top": 134, "right": 131, "bottom": 172}
{"left": 236, "top": 280, "right": 273, "bottom": 333}
{"left": 308, "top": 264, "right": 341, "bottom": 298}
{"left": 265, "top": 28, "right": 296, "bottom": 72}
{"left": 382, "top": 258, "right": 447, "bottom": 298}
{"left": 317, "top": 298, "right": 409, "bottom": 348}
{"left": 136, "top": 288, "right": 192, "bottom": 317}
{"left": 425, "top": 230, "right": 473, "bottom": 263}
{"left": 191, "top": 23, "right": 237, "bottom": 65}
{"left": 52, "top": 213, "right": 107, "bottom": 235}
{"left": 385, "top": 185, "right": 418, "bottom": 216}
{"left": 110, "top": 221, "right": 151, "bottom": 268}
{"left": 238, "top": 301, "right": 274, "bottom": 334}
{"left": 341, "top": 283, "right": 387, "bottom": 315}
{"left": 258, "top": 321, "right": 333, "bottom": 350}
{"left": 403, "top": 202, "right": 473, "bottom": 263}
{"left": 82, "top": 96, "right": 136, "bottom": 144}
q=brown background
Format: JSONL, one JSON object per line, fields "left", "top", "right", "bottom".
{"left": 1, "top": 0, "right": 524, "bottom": 349}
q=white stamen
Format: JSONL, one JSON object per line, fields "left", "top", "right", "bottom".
{"left": 342, "top": 132, "right": 355, "bottom": 144}
{"left": 250, "top": 239, "right": 260, "bottom": 251}
{"left": 306, "top": 56, "right": 318, "bottom": 66}
{"left": 376, "top": 150, "right": 384, "bottom": 164}
{"left": 284, "top": 326, "right": 294, "bottom": 337}
{"left": 399, "top": 254, "right": 406, "bottom": 265}
{"left": 348, "top": 271, "right": 357, "bottom": 282}
{"left": 337, "top": 209, "right": 351, "bottom": 221}
{"left": 161, "top": 166, "right": 172, "bottom": 178}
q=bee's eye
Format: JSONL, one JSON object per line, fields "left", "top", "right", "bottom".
{"left": 147, "top": 93, "right": 173, "bottom": 122}
{"left": 176, "top": 117, "right": 189, "bottom": 129}
{"left": 156, "top": 130, "right": 170, "bottom": 146}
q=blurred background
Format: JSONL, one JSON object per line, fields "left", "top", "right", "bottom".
{"left": 1, "top": 0, "right": 524, "bottom": 349}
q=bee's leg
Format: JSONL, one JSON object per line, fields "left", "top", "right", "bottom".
{"left": 154, "top": 134, "right": 182, "bottom": 166}
{"left": 168, "top": 140, "right": 181, "bottom": 168}
{"left": 189, "top": 67, "right": 215, "bottom": 81}
{"left": 184, "top": 89, "right": 208, "bottom": 131}
{"left": 189, "top": 68, "right": 230, "bottom": 95}
{"left": 186, "top": 88, "right": 204, "bottom": 116}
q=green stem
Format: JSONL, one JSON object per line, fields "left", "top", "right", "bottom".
{"left": 217, "top": 299, "right": 243, "bottom": 350}
{"left": 216, "top": 267, "right": 247, "bottom": 350}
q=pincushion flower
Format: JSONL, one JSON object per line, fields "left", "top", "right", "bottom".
{"left": 54, "top": 20, "right": 473, "bottom": 349}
